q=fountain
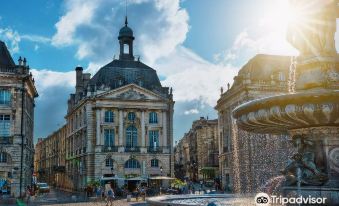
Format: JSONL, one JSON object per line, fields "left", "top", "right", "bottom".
{"left": 233, "top": 0, "right": 339, "bottom": 204}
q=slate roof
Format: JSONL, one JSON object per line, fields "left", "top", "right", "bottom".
{"left": 89, "top": 59, "right": 167, "bottom": 95}
{"left": 0, "top": 40, "right": 15, "bottom": 67}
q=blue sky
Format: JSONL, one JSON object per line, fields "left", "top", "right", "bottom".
{"left": 0, "top": 0, "right": 300, "bottom": 142}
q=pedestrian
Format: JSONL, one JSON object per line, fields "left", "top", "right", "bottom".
{"left": 105, "top": 184, "right": 115, "bottom": 206}
{"left": 26, "top": 186, "right": 31, "bottom": 205}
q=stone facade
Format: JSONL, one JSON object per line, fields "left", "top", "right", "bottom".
{"left": 174, "top": 117, "right": 218, "bottom": 181}
{"left": 0, "top": 40, "right": 38, "bottom": 197}
{"left": 34, "top": 125, "right": 68, "bottom": 189}
{"left": 39, "top": 19, "right": 174, "bottom": 191}
{"left": 215, "top": 54, "right": 294, "bottom": 193}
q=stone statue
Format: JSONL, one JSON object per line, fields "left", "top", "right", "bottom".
{"left": 287, "top": 0, "right": 339, "bottom": 55}
{"left": 281, "top": 135, "right": 328, "bottom": 186}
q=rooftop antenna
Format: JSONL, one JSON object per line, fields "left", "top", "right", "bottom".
{"left": 125, "top": 0, "right": 128, "bottom": 26}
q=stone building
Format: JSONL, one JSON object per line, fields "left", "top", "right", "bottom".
{"left": 215, "top": 54, "right": 294, "bottom": 193}
{"left": 41, "top": 18, "right": 174, "bottom": 191}
{"left": 34, "top": 125, "right": 67, "bottom": 189}
{"left": 174, "top": 117, "right": 218, "bottom": 181}
{"left": 0, "top": 40, "right": 38, "bottom": 197}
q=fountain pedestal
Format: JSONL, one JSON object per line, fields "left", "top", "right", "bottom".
{"left": 232, "top": 1, "right": 339, "bottom": 204}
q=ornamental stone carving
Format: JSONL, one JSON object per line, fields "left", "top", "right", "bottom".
{"left": 329, "top": 147, "right": 339, "bottom": 173}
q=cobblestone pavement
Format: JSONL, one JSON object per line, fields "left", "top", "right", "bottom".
{"left": 39, "top": 200, "right": 147, "bottom": 206}
{"left": 0, "top": 188, "right": 148, "bottom": 206}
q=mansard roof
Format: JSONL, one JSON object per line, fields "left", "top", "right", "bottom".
{"left": 0, "top": 40, "right": 15, "bottom": 67}
{"left": 89, "top": 59, "right": 168, "bottom": 96}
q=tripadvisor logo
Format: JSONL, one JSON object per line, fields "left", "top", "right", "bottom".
{"left": 255, "top": 193, "right": 270, "bottom": 206}
{"left": 254, "top": 192, "right": 327, "bottom": 205}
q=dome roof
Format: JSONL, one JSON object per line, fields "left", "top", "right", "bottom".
{"left": 119, "top": 25, "right": 134, "bottom": 39}
{"left": 89, "top": 59, "right": 168, "bottom": 96}
{"left": 118, "top": 16, "right": 134, "bottom": 39}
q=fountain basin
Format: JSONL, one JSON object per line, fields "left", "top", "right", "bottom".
{"left": 233, "top": 90, "right": 339, "bottom": 134}
{"left": 146, "top": 194, "right": 255, "bottom": 206}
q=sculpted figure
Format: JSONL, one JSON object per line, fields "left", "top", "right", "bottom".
{"left": 282, "top": 135, "right": 328, "bottom": 186}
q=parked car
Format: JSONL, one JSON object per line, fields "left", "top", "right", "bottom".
{"left": 37, "top": 183, "right": 50, "bottom": 193}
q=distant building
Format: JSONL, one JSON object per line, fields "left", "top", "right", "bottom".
{"left": 0, "top": 40, "right": 38, "bottom": 197}
{"left": 37, "top": 17, "right": 174, "bottom": 192}
{"left": 174, "top": 117, "right": 218, "bottom": 181}
{"left": 34, "top": 125, "right": 67, "bottom": 189}
{"left": 215, "top": 54, "right": 294, "bottom": 193}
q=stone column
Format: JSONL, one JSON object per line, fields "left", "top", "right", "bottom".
{"left": 96, "top": 109, "right": 101, "bottom": 146}
{"left": 140, "top": 110, "right": 147, "bottom": 153}
{"left": 162, "top": 111, "right": 167, "bottom": 148}
{"left": 118, "top": 110, "right": 124, "bottom": 152}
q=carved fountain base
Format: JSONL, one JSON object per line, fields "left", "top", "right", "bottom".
{"left": 282, "top": 127, "right": 339, "bottom": 205}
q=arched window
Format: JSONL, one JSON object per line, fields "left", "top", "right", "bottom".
{"left": 150, "top": 159, "right": 159, "bottom": 168}
{"left": 128, "top": 112, "right": 136, "bottom": 121}
{"left": 105, "top": 158, "right": 114, "bottom": 167}
{"left": 126, "top": 126, "right": 137, "bottom": 148}
{"left": 149, "top": 112, "right": 158, "bottom": 124}
{"left": 0, "top": 152, "right": 7, "bottom": 163}
{"left": 104, "top": 110, "right": 114, "bottom": 123}
{"left": 125, "top": 159, "right": 140, "bottom": 168}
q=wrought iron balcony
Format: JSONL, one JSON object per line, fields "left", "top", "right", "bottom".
{"left": 147, "top": 146, "right": 171, "bottom": 153}
{"left": 102, "top": 146, "right": 119, "bottom": 152}
{"left": 125, "top": 146, "right": 141, "bottom": 152}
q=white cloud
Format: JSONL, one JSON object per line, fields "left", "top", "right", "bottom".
{"left": 158, "top": 46, "right": 237, "bottom": 106}
{"left": 52, "top": 0, "right": 99, "bottom": 47}
{"left": 0, "top": 28, "right": 21, "bottom": 53}
{"left": 184, "top": 109, "right": 199, "bottom": 115}
{"left": 31, "top": 69, "right": 75, "bottom": 97}
{"left": 21, "top": 34, "right": 51, "bottom": 44}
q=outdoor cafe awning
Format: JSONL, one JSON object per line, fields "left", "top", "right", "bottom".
{"left": 127, "top": 176, "right": 147, "bottom": 181}
{"left": 100, "top": 176, "right": 125, "bottom": 181}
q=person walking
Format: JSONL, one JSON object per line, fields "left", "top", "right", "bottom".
{"left": 105, "top": 184, "right": 115, "bottom": 206}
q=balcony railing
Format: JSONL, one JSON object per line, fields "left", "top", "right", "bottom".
{"left": 125, "top": 146, "right": 141, "bottom": 152}
{"left": 147, "top": 146, "right": 170, "bottom": 153}
{"left": 103, "top": 146, "right": 119, "bottom": 152}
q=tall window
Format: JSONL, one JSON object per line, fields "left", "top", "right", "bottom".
{"left": 126, "top": 126, "right": 137, "bottom": 147}
{"left": 149, "top": 130, "right": 159, "bottom": 147}
{"left": 0, "top": 152, "right": 7, "bottom": 163}
{"left": 128, "top": 112, "right": 136, "bottom": 121}
{"left": 124, "top": 159, "right": 140, "bottom": 168}
{"left": 104, "top": 129, "right": 115, "bottom": 147}
{"left": 105, "top": 158, "right": 114, "bottom": 167}
{"left": 150, "top": 159, "right": 159, "bottom": 167}
{"left": 104, "top": 111, "right": 114, "bottom": 123}
{"left": 0, "top": 90, "right": 11, "bottom": 105}
{"left": 149, "top": 112, "right": 158, "bottom": 124}
{"left": 0, "top": 115, "right": 10, "bottom": 137}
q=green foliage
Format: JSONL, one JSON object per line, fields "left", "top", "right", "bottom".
{"left": 171, "top": 178, "right": 186, "bottom": 188}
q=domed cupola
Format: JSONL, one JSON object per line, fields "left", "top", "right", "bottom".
{"left": 118, "top": 16, "right": 135, "bottom": 60}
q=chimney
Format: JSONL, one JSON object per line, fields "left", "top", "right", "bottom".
{"left": 75, "top": 66, "right": 84, "bottom": 94}
{"left": 18, "top": 56, "right": 23, "bottom": 66}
